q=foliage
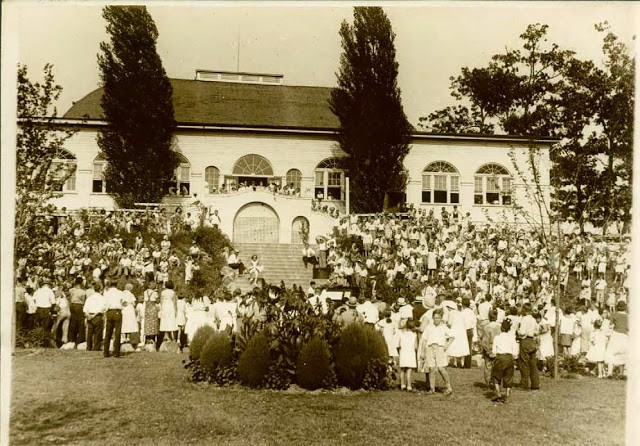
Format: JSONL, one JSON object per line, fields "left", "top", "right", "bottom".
{"left": 329, "top": 7, "right": 412, "bottom": 213}
{"left": 199, "top": 332, "right": 233, "bottom": 376}
{"left": 188, "top": 325, "right": 216, "bottom": 361}
{"left": 419, "top": 23, "right": 634, "bottom": 231}
{"left": 296, "top": 337, "right": 334, "bottom": 390}
{"left": 209, "top": 365, "right": 238, "bottom": 387}
{"left": 15, "top": 327, "right": 54, "bottom": 349}
{"left": 15, "top": 64, "right": 77, "bottom": 264}
{"left": 183, "top": 358, "right": 208, "bottom": 383}
{"left": 237, "top": 332, "right": 272, "bottom": 388}
{"left": 264, "top": 363, "right": 293, "bottom": 391}
{"left": 97, "top": 6, "right": 178, "bottom": 208}
{"left": 361, "top": 358, "right": 393, "bottom": 391}
{"left": 332, "top": 323, "right": 389, "bottom": 390}
{"left": 265, "top": 290, "right": 342, "bottom": 380}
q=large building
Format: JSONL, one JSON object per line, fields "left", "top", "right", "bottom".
{"left": 48, "top": 70, "right": 555, "bottom": 244}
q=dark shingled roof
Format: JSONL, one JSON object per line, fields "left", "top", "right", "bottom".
{"left": 63, "top": 78, "right": 340, "bottom": 130}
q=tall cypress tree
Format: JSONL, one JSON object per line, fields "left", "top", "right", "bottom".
{"left": 329, "top": 7, "right": 412, "bottom": 213}
{"left": 97, "top": 5, "right": 178, "bottom": 208}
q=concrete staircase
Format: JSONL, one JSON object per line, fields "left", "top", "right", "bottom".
{"left": 232, "top": 243, "right": 316, "bottom": 292}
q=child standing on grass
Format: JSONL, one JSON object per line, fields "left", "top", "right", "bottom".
{"left": 490, "top": 319, "right": 519, "bottom": 403}
{"left": 586, "top": 319, "right": 606, "bottom": 378}
{"left": 398, "top": 319, "right": 418, "bottom": 391}
{"left": 421, "top": 308, "right": 454, "bottom": 395}
{"left": 377, "top": 310, "right": 399, "bottom": 382}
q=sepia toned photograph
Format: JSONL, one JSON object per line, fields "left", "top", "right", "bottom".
{"left": 1, "top": 2, "right": 637, "bottom": 445}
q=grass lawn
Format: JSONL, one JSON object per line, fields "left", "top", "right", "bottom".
{"left": 10, "top": 349, "right": 625, "bottom": 446}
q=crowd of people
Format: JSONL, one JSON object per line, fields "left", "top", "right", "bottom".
{"left": 14, "top": 204, "right": 631, "bottom": 398}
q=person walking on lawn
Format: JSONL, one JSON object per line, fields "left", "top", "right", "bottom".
{"left": 517, "top": 303, "right": 540, "bottom": 390}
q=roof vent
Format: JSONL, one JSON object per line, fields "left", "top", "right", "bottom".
{"left": 195, "top": 69, "right": 283, "bottom": 85}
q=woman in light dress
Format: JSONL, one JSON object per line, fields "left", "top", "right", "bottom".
{"left": 121, "top": 283, "right": 139, "bottom": 343}
{"left": 248, "top": 255, "right": 264, "bottom": 286}
{"left": 184, "top": 295, "right": 210, "bottom": 342}
{"left": 159, "top": 280, "right": 178, "bottom": 342}
{"left": 445, "top": 303, "right": 470, "bottom": 367}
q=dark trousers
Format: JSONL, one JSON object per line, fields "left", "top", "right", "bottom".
{"left": 518, "top": 338, "right": 540, "bottom": 390}
{"left": 103, "top": 309, "right": 122, "bottom": 357}
{"left": 86, "top": 315, "right": 104, "bottom": 351}
{"left": 302, "top": 256, "right": 318, "bottom": 268}
{"left": 464, "top": 328, "right": 474, "bottom": 368}
{"left": 34, "top": 307, "right": 52, "bottom": 330}
{"left": 69, "top": 304, "right": 86, "bottom": 344}
{"left": 229, "top": 262, "right": 245, "bottom": 274}
{"left": 15, "top": 302, "right": 27, "bottom": 332}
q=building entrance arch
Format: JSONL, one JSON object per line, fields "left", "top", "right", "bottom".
{"left": 233, "top": 202, "right": 280, "bottom": 243}
{"left": 291, "top": 216, "right": 309, "bottom": 244}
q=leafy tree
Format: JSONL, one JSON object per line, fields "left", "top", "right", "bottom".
{"left": 329, "top": 7, "right": 412, "bottom": 213}
{"left": 15, "top": 64, "right": 76, "bottom": 265}
{"left": 97, "top": 5, "right": 178, "bottom": 208}
{"left": 420, "top": 23, "right": 634, "bottom": 232}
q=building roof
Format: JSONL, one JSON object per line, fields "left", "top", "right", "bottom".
{"left": 63, "top": 78, "right": 340, "bottom": 130}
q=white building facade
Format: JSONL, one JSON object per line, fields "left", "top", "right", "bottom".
{"left": 45, "top": 70, "right": 555, "bottom": 244}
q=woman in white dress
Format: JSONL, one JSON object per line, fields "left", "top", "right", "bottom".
{"left": 445, "top": 303, "right": 470, "bottom": 367}
{"left": 184, "top": 295, "right": 209, "bottom": 342}
{"left": 159, "top": 281, "right": 178, "bottom": 342}
{"left": 121, "top": 283, "right": 139, "bottom": 343}
{"left": 248, "top": 255, "right": 263, "bottom": 286}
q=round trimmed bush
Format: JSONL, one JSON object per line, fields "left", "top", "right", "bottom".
{"left": 333, "top": 323, "right": 389, "bottom": 390}
{"left": 296, "top": 337, "right": 333, "bottom": 390}
{"left": 188, "top": 325, "right": 216, "bottom": 360}
{"left": 199, "top": 332, "right": 233, "bottom": 375}
{"left": 237, "top": 332, "right": 271, "bottom": 388}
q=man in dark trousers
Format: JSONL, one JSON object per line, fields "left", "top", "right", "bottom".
{"left": 517, "top": 303, "right": 540, "bottom": 390}
{"left": 103, "top": 278, "right": 124, "bottom": 358}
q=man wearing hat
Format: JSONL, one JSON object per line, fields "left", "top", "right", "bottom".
{"left": 356, "top": 294, "right": 379, "bottom": 327}
{"left": 32, "top": 276, "right": 55, "bottom": 330}
{"left": 335, "top": 296, "right": 363, "bottom": 326}
{"left": 308, "top": 286, "right": 328, "bottom": 315}
{"left": 103, "top": 278, "right": 125, "bottom": 358}
{"left": 397, "top": 297, "right": 413, "bottom": 327}
{"left": 227, "top": 249, "right": 245, "bottom": 275}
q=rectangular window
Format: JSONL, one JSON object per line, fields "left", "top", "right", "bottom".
{"left": 486, "top": 176, "right": 499, "bottom": 192}
{"left": 93, "top": 163, "right": 105, "bottom": 193}
{"left": 474, "top": 177, "right": 483, "bottom": 193}
{"left": 315, "top": 171, "right": 324, "bottom": 186}
{"left": 422, "top": 174, "right": 431, "bottom": 190}
{"left": 422, "top": 191, "right": 431, "bottom": 203}
{"left": 434, "top": 190, "right": 448, "bottom": 203}
{"left": 451, "top": 176, "right": 459, "bottom": 191}
{"left": 328, "top": 172, "right": 341, "bottom": 186}
{"left": 65, "top": 168, "right": 76, "bottom": 191}
{"left": 451, "top": 193, "right": 459, "bottom": 204}
{"left": 434, "top": 175, "right": 447, "bottom": 191}
{"left": 486, "top": 192, "right": 500, "bottom": 205}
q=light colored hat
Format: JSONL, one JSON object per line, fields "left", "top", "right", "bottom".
{"left": 347, "top": 296, "right": 358, "bottom": 307}
{"left": 397, "top": 297, "right": 407, "bottom": 306}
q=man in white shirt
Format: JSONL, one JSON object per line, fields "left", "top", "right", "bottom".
{"left": 33, "top": 277, "right": 56, "bottom": 330}
{"left": 461, "top": 298, "right": 477, "bottom": 368}
{"left": 227, "top": 250, "right": 245, "bottom": 275}
{"left": 83, "top": 282, "right": 106, "bottom": 351}
{"left": 102, "top": 279, "right": 124, "bottom": 358}
{"left": 517, "top": 303, "right": 540, "bottom": 390}
{"left": 302, "top": 245, "right": 318, "bottom": 269}
{"left": 356, "top": 295, "right": 379, "bottom": 326}
{"left": 307, "top": 287, "right": 328, "bottom": 315}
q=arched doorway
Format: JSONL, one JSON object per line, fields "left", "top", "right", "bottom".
{"left": 291, "top": 216, "right": 309, "bottom": 244}
{"left": 233, "top": 202, "right": 280, "bottom": 243}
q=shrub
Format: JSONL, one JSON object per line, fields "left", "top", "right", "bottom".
{"left": 15, "top": 327, "right": 54, "bottom": 349}
{"left": 362, "top": 359, "right": 393, "bottom": 390}
{"left": 188, "top": 325, "right": 216, "bottom": 360}
{"left": 296, "top": 337, "right": 334, "bottom": 390}
{"left": 264, "top": 363, "right": 293, "bottom": 390}
{"left": 199, "top": 332, "right": 233, "bottom": 376}
{"left": 333, "top": 323, "right": 389, "bottom": 390}
{"left": 237, "top": 332, "right": 271, "bottom": 388}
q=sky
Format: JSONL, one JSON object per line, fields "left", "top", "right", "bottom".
{"left": 4, "top": 1, "right": 638, "bottom": 127}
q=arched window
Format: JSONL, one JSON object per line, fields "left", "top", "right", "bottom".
{"left": 166, "top": 152, "right": 191, "bottom": 196}
{"left": 50, "top": 149, "right": 77, "bottom": 193}
{"left": 421, "top": 161, "right": 459, "bottom": 204}
{"left": 285, "top": 169, "right": 302, "bottom": 192}
{"left": 92, "top": 153, "right": 108, "bottom": 193}
{"left": 314, "top": 157, "right": 347, "bottom": 201}
{"left": 474, "top": 163, "right": 512, "bottom": 206}
{"left": 205, "top": 166, "right": 220, "bottom": 194}
{"left": 232, "top": 154, "right": 274, "bottom": 176}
